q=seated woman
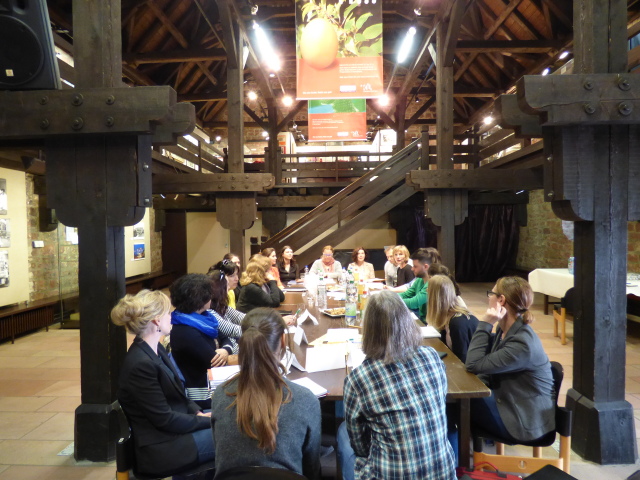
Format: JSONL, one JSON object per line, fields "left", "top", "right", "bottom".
{"left": 262, "top": 247, "right": 283, "bottom": 288}
{"left": 427, "top": 274, "right": 478, "bottom": 362}
{"left": 211, "top": 308, "right": 321, "bottom": 479}
{"left": 337, "top": 291, "right": 455, "bottom": 480}
{"left": 383, "top": 246, "right": 397, "bottom": 287}
{"left": 112, "top": 290, "right": 214, "bottom": 478}
{"left": 208, "top": 260, "right": 241, "bottom": 310}
{"left": 393, "top": 244, "right": 415, "bottom": 286}
{"left": 223, "top": 252, "right": 241, "bottom": 270}
{"left": 206, "top": 264, "right": 247, "bottom": 356}
{"left": 169, "top": 274, "right": 234, "bottom": 409}
{"left": 237, "top": 256, "right": 285, "bottom": 313}
{"left": 466, "top": 276, "right": 555, "bottom": 443}
{"left": 310, "top": 245, "right": 342, "bottom": 279}
{"left": 347, "top": 246, "right": 375, "bottom": 281}
{"left": 277, "top": 245, "right": 299, "bottom": 284}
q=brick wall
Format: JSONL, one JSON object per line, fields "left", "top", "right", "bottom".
{"left": 26, "top": 174, "right": 163, "bottom": 301}
{"left": 516, "top": 189, "right": 640, "bottom": 273}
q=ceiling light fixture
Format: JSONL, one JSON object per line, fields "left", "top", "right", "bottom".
{"left": 558, "top": 51, "right": 569, "bottom": 60}
{"left": 541, "top": 67, "right": 550, "bottom": 76}
{"left": 483, "top": 115, "right": 493, "bottom": 125}
{"left": 397, "top": 26, "right": 417, "bottom": 64}
{"left": 282, "top": 95, "right": 293, "bottom": 107}
{"left": 262, "top": 131, "right": 268, "bottom": 137}
{"left": 378, "top": 94, "right": 390, "bottom": 106}
{"left": 253, "top": 21, "right": 281, "bottom": 72}
{"left": 247, "top": 91, "right": 258, "bottom": 101}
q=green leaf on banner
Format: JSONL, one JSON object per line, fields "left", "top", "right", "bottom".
{"left": 355, "top": 12, "right": 372, "bottom": 30}
{"left": 362, "top": 23, "right": 382, "bottom": 40}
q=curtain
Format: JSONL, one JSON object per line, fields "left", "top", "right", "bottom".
{"left": 454, "top": 205, "right": 520, "bottom": 282}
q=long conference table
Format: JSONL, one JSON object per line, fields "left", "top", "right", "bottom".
{"left": 279, "top": 289, "right": 490, "bottom": 468}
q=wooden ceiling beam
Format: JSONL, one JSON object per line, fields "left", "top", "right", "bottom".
{"left": 456, "top": 39, "right": 563, "bottom": 53}
{"left": 203, "top": 118, "right": 467, "bottom": 129}
{"left": 123, "top": 48, "right": 227, "bottom": 65}
{"left": 277, "top": 101, "right": 306, "bottom": 131}
{"left": 366, "top": 100, "right": 397, "bottom": 131}
{"left": 243, "top": 105, "right": 269, "bottom": 131}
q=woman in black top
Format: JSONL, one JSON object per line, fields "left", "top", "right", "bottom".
{"left": 112, "top": 289, "right": 213, "bottom": 477}
{"left": 237, "top": 255, "right": 285, "bottom": 313}
{"left": 169, "top": 274, "right": 234, "bottom": 409}
{"left": 393, "top": 245, "right": 415, "bottom": 286}
{"left": 277, "top": 245, "right": 299, "bottom": 284}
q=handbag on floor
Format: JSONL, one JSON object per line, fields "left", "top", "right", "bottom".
{"left": 456, "top": 462, "right": 522, "bottom": 479}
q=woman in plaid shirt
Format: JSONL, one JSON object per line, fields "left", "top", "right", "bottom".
{"left": 337, "top": 291, "right": 456, "bottom": 480}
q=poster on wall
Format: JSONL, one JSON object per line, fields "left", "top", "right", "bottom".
{"left": 0, "top": 251, "right": 8, "bottom": 287}
{"left": 133, "top": 243, "right": 146, "bottom": 260}
{"left": 65, "top": 226, "right": 78, "bottom": 245}
{"left": 0, "top": 219, "right": 10, "bottom": 248}
{"left": 0, "top": 179, "right": 7, "bottom": 215}
{"left": 308, "top": 98, "right": 367, "bottom": 141}
{"left": 296, "top": 0, "right": 383, "bottom": 99}
{"left": 132, "top": 220, "right": 145, "bottom": 239}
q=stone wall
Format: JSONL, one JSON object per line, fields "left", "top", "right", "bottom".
{"left": 516, "top": 189, "right": 640, "bottom": 273}
{"left": 26, "top": 174, "right": 163, "bottom": 302}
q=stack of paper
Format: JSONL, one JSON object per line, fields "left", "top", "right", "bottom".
{"left": 207, "top": 365, "right": 240, "bottom": 391}
{"left": 305, "top": 343, "right": 348, "bottom": 372}
{"left": 421, "top": 325, "right": 441, "bottom": 338}
{"left": 292, "top": 377, "right": 328, "bottom": 398}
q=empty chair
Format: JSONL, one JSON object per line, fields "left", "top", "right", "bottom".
{"left": 553, "top": 287, "right": 575, "bottom": 345}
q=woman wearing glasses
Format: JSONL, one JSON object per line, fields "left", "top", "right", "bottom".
{"left": 465, "top": 277, "right": 555, "bottom": 443}
{"left": 310, "top": 245, "right": 342, "bottom": 279}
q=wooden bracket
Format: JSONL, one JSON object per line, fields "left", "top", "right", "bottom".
{"left": 152, "top": 173, "right": 275, "bottom": 194}
{"left": 494, "top": 94, "right": 542, "bottom": 137}
{"left": 0, "top": 86, "right": 195, "bottom": 145}
{"left": 406, "top": 168, "right": 543, "bottom": 190}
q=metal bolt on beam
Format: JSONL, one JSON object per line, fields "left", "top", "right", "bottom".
{"left": 71, "top": 117, "right": 84, "bottom": 130}
{"left": 105, "top": 116, "right": 114, "bottom": 127}
{"left": 617, "top": 76, "right": 631, "bottom": 91}
{"left": 39, "top": 96, "right": 48, "bottom": 105}
{"left": 106, "top": 95, "right": 115, "bottom": 105}
{"left": 71, "top": 94, "right": 84, "bottom": 106}
{"left": 584, "top": 103, "right": 596, "bottom": 114}
{"left": 618, "top": 102, "right": 632, "bottom": 116}
{"left": 583, "top": 80, "right": 594, "bottom": 90}
{"left": 40, "top": 119, "right": 50, "bottom": 130}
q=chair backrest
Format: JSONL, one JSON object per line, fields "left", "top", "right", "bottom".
{"left": 112, "top": 401, "right": 134, "bottom": 474}
{"left": 561, "top": 288, "right": 575, "bottom": 312}
{"left": 216, "top": 466, "right": 307, "bottom": 480}
{"left": 550, "top": 361, "right": 564, "bottom": 405}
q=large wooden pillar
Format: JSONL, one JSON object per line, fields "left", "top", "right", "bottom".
{"left": 505, "top": 0, "right": 638, "bottom": 464}
{"left": 428, "top": 12, "right": 467, "bottom": 271}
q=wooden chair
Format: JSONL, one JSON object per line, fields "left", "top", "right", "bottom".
{"left": 553, "top": 287, "right": 575, "bottom": 345}
{"left": 215, "top": 466, "right": 307, "bottom": 480}
{"left": 113, "top": 401, "right": 215, "bottom": 480}
{"left": 472, "top": 362, "right": 573, "bottom": 475}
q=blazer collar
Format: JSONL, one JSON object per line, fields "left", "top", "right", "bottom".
{"left": 133, "top": 337, "right": 187, "bottom": 395}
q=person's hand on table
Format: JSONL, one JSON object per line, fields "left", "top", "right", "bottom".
{"left": 197, "top": 411, "right": 211, "bottom": 417}
{"left": 211, "top": 349, "right": 229, "bottom": 367}
{"left": 482, "top": 306, "right": 507, "bottom": 326}
{"left": 283, "top": 314, "right": 296, "bottom": 326}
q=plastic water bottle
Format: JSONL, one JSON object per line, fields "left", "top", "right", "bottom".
{"left": 304, "top": 265, "right": 309, "bottom": 279}
{"left": 359, "top": 287, "right": 369, "bottom": 324}
{"left": 339, "top": 268, "right": 347, "bottom": 287}
{"left": 317, "top": 274, "right": 327, "bottom": 309}
{"left": 345, "top": 280, "right": 357, "bottom": 326}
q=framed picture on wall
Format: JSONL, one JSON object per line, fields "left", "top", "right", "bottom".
{"left": 133, "top": 243, "right": 145, "bottom": 260}
{"left": 132, "top": 220, "right": 145, "bottom": 239}
{"left": 0, "top": 179, "right": 6, "bottom": 215}
{"left": 0, "top": 250, "right": 8, "bottom": 287}
{"left": 0, "top": 219, "right": 10, "bottom": 248}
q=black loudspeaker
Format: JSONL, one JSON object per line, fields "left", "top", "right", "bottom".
{"left": 0, "top": 0, "right": 60, "bottom": 90}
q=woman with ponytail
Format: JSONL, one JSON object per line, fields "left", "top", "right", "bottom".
{"left": 112, "top": 290, "right": 214, "bottom": 478}
{"left": 211, "top": 308, "right": 321, "bottom": 479}
{"left": 466, "top": 276, "right": 555, "bottom": 443}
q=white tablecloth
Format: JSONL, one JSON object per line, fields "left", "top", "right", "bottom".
{"left": 528, "top": 268, "right": 640, "bottom": 298}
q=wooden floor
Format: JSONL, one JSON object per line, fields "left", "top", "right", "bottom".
{"left": 0, "top": 282, "right": 639, "bottom": 479}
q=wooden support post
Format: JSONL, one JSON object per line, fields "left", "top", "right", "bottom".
{"left": 267, "top": 98, "right": 279, "bottom": 180}
{"left": 226, "top": 22, "right": 244, "bottom": 174}
{"left": 420, "top": 126, "right": 431, "bottom": 170}
{"left": 395, "top": 97, "right": 407, "bottom": 150}
{"left": 230, "top": 229, "right": 246, "bottom": 266}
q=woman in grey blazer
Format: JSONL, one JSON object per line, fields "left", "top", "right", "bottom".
{"left": 466, "top": 276, "right": 555, "bottom": 443}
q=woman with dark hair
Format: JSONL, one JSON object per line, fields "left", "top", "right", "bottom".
{"left": 211, "top": 308, "right": 321, "bottom": 479}
{"left": 466, "top": 277, "right": 555, "bottom": 444}
{"left": 262, "top": 247, "right": 283, "bottom": 288}
{"left": 337, "top": 291, "right": 455, "bottom": 480}
{"left": 223, "top": 252, "right": 241, "bottom": 270}
{"left": 277, "top": 245, "right": 299, "bottom": 284}
{"left": 347, "top": 247, "right": 375, "bottom": 281}
{"left": 170, "top": 274, "right": 234, "bottom": 408}
{"left": 206, "top": 264, "right": 246, "bottom": 355}
{"left": 208, "top": 260, "right": 241, "bottom": 310}
{"left": 113, "top": 290, "right": 214, "bottom": 478}
{"left": 427, "top": 263, "right": 467, "bottom": 308}
{"left": 237, "top": 256, "right": 285, "bottom": 313}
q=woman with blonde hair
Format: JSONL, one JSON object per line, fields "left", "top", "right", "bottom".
{"left": 427, "top": 274, "right": 478, "bottom": 363}
{"left": 112, "top": 290, "right": 214, "bottom": 478}
{"left": 393, "top": 244, "right": 414, "bottom": 286}
{"left": 237, "top": 255, "right": 284, "bottom": 313}
{"left": 337, "top": 291, "right": 455, "bottom": 480}
{"left": 211, "top": 308, "right": 321, "bottom": 478}
{"left": 466, "top": 276, "right": 555, "bottom": 444}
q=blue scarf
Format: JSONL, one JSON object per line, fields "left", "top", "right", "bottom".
{"left": 171, "top": 310, "right": 220, "bottom": 338}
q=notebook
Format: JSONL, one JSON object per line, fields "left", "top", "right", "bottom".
{"left": 291, "top": 377, "right": 328, "bottom": 398}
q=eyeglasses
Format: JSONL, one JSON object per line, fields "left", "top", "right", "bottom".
{"left": 487, "top": 290, "right": 500, "bottom": 298}
{"left": 323, "top": 253, "right": 333, "bottom": 257}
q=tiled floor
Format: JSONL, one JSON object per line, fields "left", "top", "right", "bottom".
{"left": 1, "top": 283, "right": 640, "bottom": 479}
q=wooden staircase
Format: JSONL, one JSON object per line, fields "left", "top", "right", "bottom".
{"left": 261, "top": 139, "right": 421, "bottom": 267}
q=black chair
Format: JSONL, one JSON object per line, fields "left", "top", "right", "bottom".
{"left": 472, "top": 361, "right": 573, "bottom": 475}
{"left": 113, "top": 401, "right": 215, "bottom": 480}
{"left": 553, "top": 287, "right": 575, "bottom": 345}
{"left": 215, "top": 466, "right": 307, "bottom": 480}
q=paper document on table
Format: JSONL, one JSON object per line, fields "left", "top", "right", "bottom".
{"left": 291, "top": 377, "right": 328, "bottom": 398}
{"left": 297, "top": 309, "right": 318, "bottom": 325}
{"left": 347, "top": 344, "right": 366, "bottom": 369}
{"left": 325, "top": 328, "right": 362, "bottom": 343}
{"left": 421, "top": 325, "right": 441, "bottom": 338}
{"left": 293, "top": 326, "right": 308, "bottom": 345}
{"left": 328, "top": 291, "right": 346, "bottom": 301}
{"left": 305, "top": 344, "right": 348, "bottom": 373}
{"left": 208, "top": 365, "right": 240, "bottom": 390}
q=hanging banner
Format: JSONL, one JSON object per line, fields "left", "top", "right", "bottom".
{"left": 296, "top": 0, "right": 383, "bottom": 100}
{"left": 308, "top": 99, "right": 367, "bottom": 141}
